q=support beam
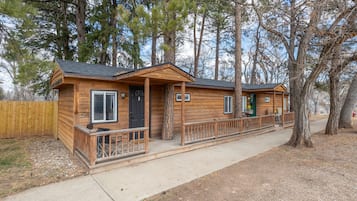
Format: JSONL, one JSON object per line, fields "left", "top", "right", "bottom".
{"left": 273, "top": 90, "right": 276, "bottom": 125}
{"left": 282, "top": 92, "right": 285, "bottom": 126}
{"left": 181, "top": 82, "right": 185, "bottom": 145}
{"left": 144, "top": 78, "right": 150, "bottom": 152}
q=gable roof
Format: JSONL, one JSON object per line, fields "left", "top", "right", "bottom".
{"left": 56, "top": 59, "right": 129, "bottom": 79}
{"left": 54, "top": 60, "right": 286, "bottom": 92}
{"left": 114, "top": 63, "right": 194, "bottom": 83}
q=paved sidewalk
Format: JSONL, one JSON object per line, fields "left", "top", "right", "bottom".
{"left": 4, "top": 120, "right": 327, "bottom": 201}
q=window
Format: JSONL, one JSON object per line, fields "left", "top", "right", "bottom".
{"left": 242, "top": 96, "right": 247, "bottom": 112}
{"left": 224, "top": 96, "right": 233, "bottom": 114}
{"left": 91, "top": 91, "right": 117, "bottom": 123}
{"left": 175, "top": 93, "right": 191, "bottom": 102}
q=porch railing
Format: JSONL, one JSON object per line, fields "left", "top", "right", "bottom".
{"left": 74, "top": 126, "right": 149, "bottom": 166}
{"left": 283, "top": 112, "right": 295, "bottom": 127}
{"left": 183, "top": 114, "right": 276, "bottom": 145}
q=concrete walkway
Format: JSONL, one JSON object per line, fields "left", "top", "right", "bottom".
{"left": 5, "top": 120, "right": 327, "bottom": 201}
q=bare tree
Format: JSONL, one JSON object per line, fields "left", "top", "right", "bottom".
{"left": 339, "top": 73, "right": 357, "bottom": 128}
{"left": 254, "top": 0, "right": 357, "bottom": 147}
{"left": 326, "top": 51, "right": 357, "bottom": 134}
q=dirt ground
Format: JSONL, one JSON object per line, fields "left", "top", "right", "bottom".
{"left": 147, "top": 125, "right": 357, "bottom": 201}
{"left": 0, "top": 136, "right": 88, "bottom": 198}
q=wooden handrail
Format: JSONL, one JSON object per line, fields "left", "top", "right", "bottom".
{"left": 74, "top": 125, "right": 149, "bottom": 166}
{"left": 183, "top": 114, "right": 276, "bottom": 145}
{"left": 184, "top": 114, "right": 275, "bottom": 126}
{"left": 74, "top": 125, "right": 149, "bottom": 136}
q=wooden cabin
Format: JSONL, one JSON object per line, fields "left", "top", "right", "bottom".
{"left": 50, "top": 60, "right": 290, "bottom": 166}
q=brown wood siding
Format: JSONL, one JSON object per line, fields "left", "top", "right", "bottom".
{"left": 140, "top": 68, "right": 192, "bottom": 82}
{"left": 173, "top": 87, "right": 234, "bottom": 133}
{"left": 150, "top": 85, "right": 164, "bottom": 138}
{"left": 256, "top": 93, "right": 285, "bottom": 115}
{"left": 50, "top": 67, "right": 63, "bottom": 88}
{"left": 75, "top": 79, "right": 129, "bottom": 130}
{"left": 58, "top": 85, "right": 75, "bottom": 152}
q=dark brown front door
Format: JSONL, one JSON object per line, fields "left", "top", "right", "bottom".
{"left": 129, "top": 86, "right": 145, "bottom": 128}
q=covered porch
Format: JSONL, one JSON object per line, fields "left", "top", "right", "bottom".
{"left": 74, "top": 63, "right": 194, "bottom": 166}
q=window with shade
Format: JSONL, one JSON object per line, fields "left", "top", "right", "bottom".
{"left": 91, "top": 91, "right": 117, "bottom": 123}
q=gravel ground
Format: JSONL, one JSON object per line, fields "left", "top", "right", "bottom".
{"left": 0, "top": 136, "right": 88, "bottom": 198}
{"left": 147, "top": 127, "right": 357, "bottom": 201}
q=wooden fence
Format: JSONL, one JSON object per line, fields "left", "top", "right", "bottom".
{"left": 0, "top": 101, "right": 58, "bottom": 138}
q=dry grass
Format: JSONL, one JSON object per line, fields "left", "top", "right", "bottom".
{"left": 147, "top": 125, "right": 357, "bottom": 201}
{"left": 0, "top": 136, "right": 88, "bottom": 198}
{"left": 0, "top": 139, "right": 32, "bottom": 197}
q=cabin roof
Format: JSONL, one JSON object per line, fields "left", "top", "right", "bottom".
{"left": 190, "top": 78, "right": 284, "bottom": 91}
{"left": 56, "top": 59, "right": 129, "bottom": 79}
{"left": 54, "top": 60, "right": 286, "bottom": 92}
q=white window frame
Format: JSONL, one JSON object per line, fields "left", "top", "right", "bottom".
{"left": 242, "top": 96, "right": 247, "bottom": 112}
{"left": 224, "top": 96, "right": 233, "bottom": 114}
{"left": 91, "top": 90, "right": 118, "bottom": 123}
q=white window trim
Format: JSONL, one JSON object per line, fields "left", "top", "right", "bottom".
{"left": 224, "top": 96, "right": 233, "bottom": 114}
{"left": 91, "top": 90, "right": 118, "bottom": 123}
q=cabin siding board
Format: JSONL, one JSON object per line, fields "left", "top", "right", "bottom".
{"left": 58, "top": 85, "right": 75, "bottom": 151}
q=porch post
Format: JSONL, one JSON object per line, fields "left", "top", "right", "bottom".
{"left": 181, "top": 81, "right": 185, "bottom": 146}
{"left": 144, "top": 78, "right": 150, "bottom": 152}
{"left": 281, "top": 92, "right": 285, "bottom": 127}
{"left": 273, "top": 90, "right": 276, "bottom": 125}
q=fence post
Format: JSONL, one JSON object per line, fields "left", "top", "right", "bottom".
{"left": 273, "top": 113, "right": 276, "bottom": 126}
{"left": 89, "top": 135, "right": 97, "bottom": 166}
{"left": 240, "top": 119, "right": 243, "bottom": 132}
{"left": 282, "top": 113, "right": 285, "bottom": 127}
{"left": 145, "top": 129, "right": 149, "bottom": 152}
{"left": 259, "top": 116, "right": 262, "bottom": 128}
{"left": 214, "top": 120, "right": 218, "bottom": 138}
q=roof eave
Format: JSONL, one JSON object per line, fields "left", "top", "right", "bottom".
{"left": 63, "top": 73, "right": 115, "bottom": 81}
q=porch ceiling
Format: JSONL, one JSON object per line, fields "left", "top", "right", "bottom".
{"left": 114, "top": 63, "right": 195, "bottom": 85}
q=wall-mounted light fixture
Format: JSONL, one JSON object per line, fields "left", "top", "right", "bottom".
{"left": 120, "top": 92, "right": 127, "bottom": 99}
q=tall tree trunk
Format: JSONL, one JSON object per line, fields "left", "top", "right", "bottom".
{"left": 214, "top": 25, "right": 220, "bottom": 80}
{"left": 61, "top": 1, "right": 71, "bottom": 60}
{"left": 151, "top": 31, "right": 157, "bottom": 65}
{"left": 193, "top": 11, "right": 197, "bottom": 76}
{"left": 193, "top": 9, "right": 206, "bottom": 77}
{"left": 133, "top": 35, "right": 140, "bottom": 69}
{"left": 163, "top": 31, "right": 176, "bottom": 63}
{"left": 150, "top": 0, "right": 158, "bottom": 66}
{"left": 111, "top": 0, "right": 118, "bottom": 67}
{"left": 162, "top": 2, "right": 176, "bottom": 140}
{"left": 287, "top": 89, "right": 313, "bottom": 147}
{"left": 234, "top": 1, "right": 242, "bottom": 118}
{"left": 325, "top": 71, "right": 339, "bottom": 135}
{"left": 162, "top": 84, "right": 175, "bottom": 140}
{"left": 325, "top": 46, "right": 342, "bottom": 135}
{"left": 251, "top": 23, "right": 260, "bottom": 84}
{"left": 339, "top": 73, "right": 357, "bottom": 128}
{"left": 287, "top": 0, "right": 297, "bottom": 112}
{"left": 76, "top": 0, "right": 86, "bottom": 62}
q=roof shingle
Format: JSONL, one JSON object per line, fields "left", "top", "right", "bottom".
{"left": 56, "top": 60, "right": 283, "bottom": 91}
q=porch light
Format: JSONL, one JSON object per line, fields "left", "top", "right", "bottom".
{"left": 120, "top": 92, "right": 127, "bottom": 99}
